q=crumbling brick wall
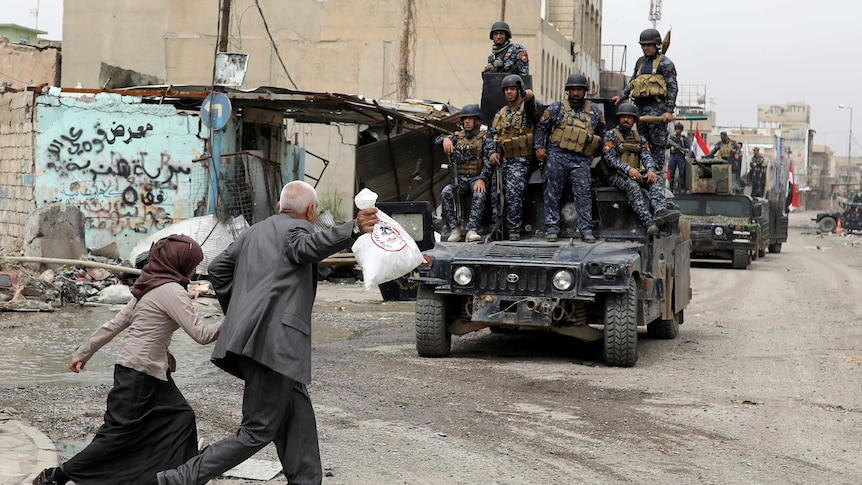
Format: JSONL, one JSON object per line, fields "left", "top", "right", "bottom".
{"left": 0, "top": 92, "right": 37, "bottom": 253}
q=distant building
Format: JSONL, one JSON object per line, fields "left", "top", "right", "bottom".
{"left": 0, "top": 24, "right": 47, "bottom": 46}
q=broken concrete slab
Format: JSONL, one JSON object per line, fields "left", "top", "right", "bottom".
{"left": 23, "top": 205, "right": 87, "bottom": 271}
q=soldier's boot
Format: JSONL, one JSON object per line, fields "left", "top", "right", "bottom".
{"left": 546, "top": 233, "right": 559, "bottom": 242}
{"left": 646, "top": 222, "right": 659, "bottom": 237}
{"left": 654, "top": 208, "right": 680, "bottom": 225}
{"left": 465, "top": 230, "right": 482, "bottom": 242}
{"left": 508, "top": 232, "right": 521, "bottom": 241}
{"left": 447, "top": 227, "right": 465, "bottom": 242}
{"left": 582, "top": 233, "right": 597, "bottom": 244}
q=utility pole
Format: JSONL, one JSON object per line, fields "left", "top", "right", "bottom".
{"left": 218, "top": 0, "right": 232, "bottom": 52}
{"left": 501, "top": 0, "right": 506, "bottom": 20}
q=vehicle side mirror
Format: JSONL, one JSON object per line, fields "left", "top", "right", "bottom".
{"left": 375, "top": 201, "right": 435, "bottom": 251}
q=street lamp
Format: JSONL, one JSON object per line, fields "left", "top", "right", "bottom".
{"left": 839, "top": 104, "right": 853, "bottom": 178}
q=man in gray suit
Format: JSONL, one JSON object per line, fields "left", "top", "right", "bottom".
{"left": 158, "top": 181, "right": 378, "bottom": 485}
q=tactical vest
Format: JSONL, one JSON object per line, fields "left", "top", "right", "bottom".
{"left": 612, "top": 128, "right": 643, "bottom": 169}
{"left": 717, "top": 141, "right": 735, "bottom": 159}
{"left": 492, "top": 102, "right": 534, "bottom": 158}
{"left": 454, "top": 130, "right": 486, "bottom": 177}
{"left": 669, "top": 134, "right": 685, "bottom": 154}
{"left": 549, "top": 100, "right": 601, "bottom": 155}
{"left": 630, "top": 54, "right": 668, "bottom": 99}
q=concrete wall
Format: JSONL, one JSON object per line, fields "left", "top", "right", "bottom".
{"left": 0, "top": 92, "right": 37, "bottom": 252}
{"left": 0, "top": 39, "right": 60, "bottom": 89}
{"left": 34, "top": 93, "right": 208, "bottom": 259}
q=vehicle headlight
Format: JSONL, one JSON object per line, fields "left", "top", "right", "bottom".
{"left": 714, "top": 226, "right": 725, "bottom": 237}
{"left": 453, "top": 266, "right": 473, "bottom": 286}
{"left": 552, "top": 270, "right": 575, "bottom": 291}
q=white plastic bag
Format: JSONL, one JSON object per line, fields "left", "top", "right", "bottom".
{"left": 352, "top": 188, "right": 425, "bottom": 290}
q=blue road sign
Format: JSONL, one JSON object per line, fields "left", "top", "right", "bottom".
{"left": 200, "top": 92, "right": 232, "bottom": 130}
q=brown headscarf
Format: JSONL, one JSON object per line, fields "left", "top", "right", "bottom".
{"left": 132, "top": 234, "right": 204, "bottom": 300}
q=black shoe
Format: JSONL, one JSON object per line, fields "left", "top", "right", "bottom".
{"left": 654, "top": 208, "right": 680, "bottom": 225}
{"left": 547, "top": 233, "right": 559, "bottom": 242}
{"left": 646, "top": 223, "right": 659, "bottom": 237}
{"left": 582, "top": 233, "right": 597, "bottom": 243}
{"left": 33, "top": 468, "right": 69, "bottom": 485}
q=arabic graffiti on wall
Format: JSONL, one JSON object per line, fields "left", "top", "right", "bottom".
{"left": 35, "top": 94, "right": 207, "bottom": 257}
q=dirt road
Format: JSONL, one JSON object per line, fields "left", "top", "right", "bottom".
{"left": 3, "top": 213, "right": 861, "bottom": 484}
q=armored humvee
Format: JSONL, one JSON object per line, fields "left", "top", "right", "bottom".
{"left": 812, "top": 192, "right": 862, "bottom": 234}
{"left": 675, "top": 158, "right": 786, "bottom": 269}
{"left": 407, "top": 158, "right": 691, "bottom": 367}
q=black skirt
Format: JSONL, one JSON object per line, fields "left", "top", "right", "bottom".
{"left": 63, "top": 364, "right": 198, "bottom": 485}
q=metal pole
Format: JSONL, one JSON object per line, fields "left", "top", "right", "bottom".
{"left": 839, "top": 104, "right": 853, "bottom": 179}
{"left": 218, "top": 0, "right": 232, "bottom": 53}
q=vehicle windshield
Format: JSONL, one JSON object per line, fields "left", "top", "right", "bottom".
{"left": 676, "top": 198, "right": 750, "bottom": 217}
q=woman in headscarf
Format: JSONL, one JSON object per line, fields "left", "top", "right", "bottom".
{"left": 34, "top": 235, "right": 222, "bottom": 485}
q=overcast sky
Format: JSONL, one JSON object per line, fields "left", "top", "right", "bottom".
{"left": 4, "top": 0, "right": 859, "bottom": 157}
{"left": 602, "top": 0, "right": 859, "bottom": 157}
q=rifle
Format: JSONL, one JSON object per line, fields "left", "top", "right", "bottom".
{"left": 448, "top": 154, "right": 462, "bottom": 228}
{"left": 667, "top": 136, "right": 691, "bottom": 157}
{"left": 639, "top": 115, "right": 708, "bottom": 123}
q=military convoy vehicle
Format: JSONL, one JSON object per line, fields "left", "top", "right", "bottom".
{"left": 812, "top": 192, "right": 862, "bottom": 234}
{"left": 406, "top": 156, "right": 691, "bottom": 367}
{"left": 675, "top": 158, "right": 787, "bottom": 269}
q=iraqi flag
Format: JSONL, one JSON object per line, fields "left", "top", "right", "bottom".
{"left": 787, "top": 163, "right": 799, "bottom": 211}
{"left": 693, "top": 124, "right": 710, "bottom": 159}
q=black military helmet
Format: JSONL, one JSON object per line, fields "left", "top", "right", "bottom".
{"left": 639, "top": 28, "right": 662, "bottom": 46}
{"left": 565, "top": 73, "right": 588, "bottom": 90}
{"left": 459, "top": 104, "right": 482, "bottom": 119}
{"left": 500, "top": 74, "right": 523, "bottom": 90}
{"left": 616, "top": 102, "right": 640, "bottom": 121}
{"left": 753, "top": 147, "right": 760, "bottom": 152}
{"left": 490, "top": 21, "right": 511, "bottom": 40}
{"left": 674, "top": 122, "right": 684, "bottom": 130}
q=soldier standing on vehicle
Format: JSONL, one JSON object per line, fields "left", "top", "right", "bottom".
{"left": 534, "top": 73, "right": 604, "bottom": 243}
{"left": 488, "top": 74, "right": 538, "bottom": 241}
{"left": 482, "top": 21, "right": 529, "bottom": 78}
{"left": 436, "top": 104, "right": 494, "bottom": 242}
{"left": 749, "top": 147, "right": 767, "bottom": 198}
{"left": 612, "top": 28, "right": 678, "bottom": 184}
{"left": 668, "top": 122, "right": 690, "bottom": 193}
{"left": 708, "top": 131, "right": 743, "bottom": 192}
{"left": 602, "top": 103, "right": 677, "bottom": 237}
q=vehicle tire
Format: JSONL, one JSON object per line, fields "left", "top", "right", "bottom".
{"left": 768, "top": 243, "right": 782, "bottom": 253}
{"left": 731, "top": 250, "right": 749, "bottom": 269}
{"left": 818, "top": 216, "right": 837, "bottom": 233}
{"left": 415, "top": 285, "right": 451, "bottom": 357}
{"left": 603, "top": 279, "right": 638, "bottom": 367}
{"left": 648, "top": 309, "right": 681, "bottom": 339}
{"left": 757, "top": 245, "right": 767, "bottom": 258}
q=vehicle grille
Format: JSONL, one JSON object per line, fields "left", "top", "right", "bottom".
{"left": 690, "top": 226, "right": 714, "bottom": 241}
{"left": 475, "top": 265, "right": 550, "bottom": 293}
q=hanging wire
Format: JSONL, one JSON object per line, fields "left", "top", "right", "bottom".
{"left": 254, "top": 0, "right": 299, "bottom": 89}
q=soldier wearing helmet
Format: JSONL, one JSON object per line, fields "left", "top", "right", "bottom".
{"left": 601, "top": 102, "right": 678, "bottom": 237}
{"left": 436, "top": 104, "right": 494, "bottom": 242}
{"left": 707, "top": 131, "right": 743, "bottom": 192}
{"left": 611, "top": 28, "right": 678, "bottom": 184}
{"left": 487, "top": 74, "right": 538, "bottom": 240}
{"left": 483, "top": 21, "right": 529, "bottom": 78}
{"left": 534, "top": 73, "right": 605, "bottom": 243}
{"left": 749, "top": 147, "right": 767, "bottom": 198}
{"left": 667, "top": 121, "right": 691, "bottom": 193}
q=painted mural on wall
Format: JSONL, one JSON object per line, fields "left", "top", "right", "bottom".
{"left": 35, "top": 93, "right": 208, "bottom": 259}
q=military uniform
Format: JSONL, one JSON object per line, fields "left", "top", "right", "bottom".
{"left": 488, "top": 96, "right": 538, "bottom": 238}
{"left": 534, "top": 99, "right": 605, "bottom": 238}
{"left": 484, "top": 41, "right": 529, "bottom": 78}
{"left": 749, "top": 152, "right": 767, "bottom": 198}
{"left": 435, "top": 128, "right": 494, "bottom": 234}
{"left": 708, "top": 138, "right": 743, "bottom": 191}
{"left": 668, "top": 131, "right": 690, "bottom": 192}
{"left": 618, "top": 53, "right": 678, "bottom": 179}
{"left": 602, "top": 127, "right": 667, "bottom": 228}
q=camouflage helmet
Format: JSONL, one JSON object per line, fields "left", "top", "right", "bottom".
{"left": 616, "top": 102, "right": 640, "bottom": 121}
{"left": 565, "top": 73, "right": 588, "bottom": 90}
{"left": 459, "top": 104, "right": 482, "bottom": 119}
{"left": 490, "top": 21, "right": 511, "bottom": 40}
{"left": 639, "top": 28, "right": 662, "bottom": 46}
{"left": 500, "top": 74, "right": 524, "bottom": 91}
{"left": 674, "top": 122, "right": 684, "bottom": 130}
